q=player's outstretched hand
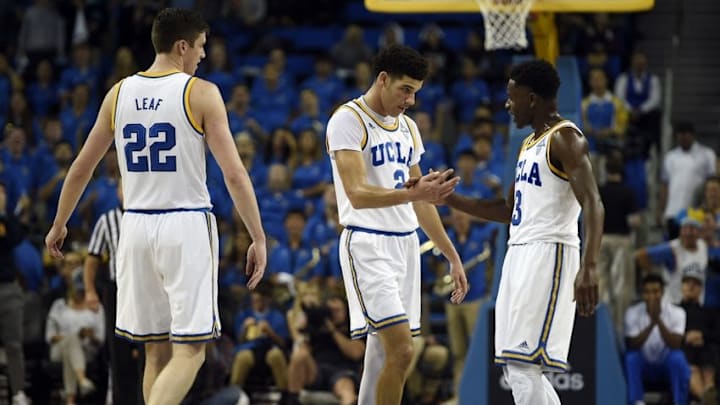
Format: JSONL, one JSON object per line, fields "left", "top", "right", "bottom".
{"left": 45, "top": 224, "right": 68, "bottom": 259}
{"left": 408, "top": 168, "right": 459, "bottom": 203}
{"left": 246, "top": 240, "right": 267, "bottom": 290}
{"left": 449, "top": 259, "right": 469, "bottom": 304}
{"left": 573, "top": 265, "right": 599, "bottom": 317}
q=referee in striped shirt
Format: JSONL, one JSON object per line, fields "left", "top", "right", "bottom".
{"left": 83, "top": 183, "right": 142, "bottom": 404}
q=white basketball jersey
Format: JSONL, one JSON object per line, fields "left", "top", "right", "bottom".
{"left": 327, "top": 98, "right": 425, "bottom": 233}
{"left": 507, "top": 120, "right": 582, "bottom": 248}
{"left": 113, "top": 71, "right": 211, "bottom": 211}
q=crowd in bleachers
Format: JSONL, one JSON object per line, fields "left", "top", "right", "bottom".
{"left": 0, "top": 1, "right": 719, "bottom": 405}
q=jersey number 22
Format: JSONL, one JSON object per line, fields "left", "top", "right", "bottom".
{"left": 123, "top": 123, "right": 176, "bottom": 172}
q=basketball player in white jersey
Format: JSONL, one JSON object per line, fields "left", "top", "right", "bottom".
{"left": 326, "top": 45, "right": 468, "bottom": 405}
{"left": 45, "top": 8, "right": 266, "bottom": 405}
{"left": 432, "top": 60, "right": 604, "bottom": 404}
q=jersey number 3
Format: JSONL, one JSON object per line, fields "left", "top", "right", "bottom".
{"left": 511, "top": 190, "right": 522, "bottom": 225}
{"left": 123, "top": 123, "right": 176, "bottom": 172}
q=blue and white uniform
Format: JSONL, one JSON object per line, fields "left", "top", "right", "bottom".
{"left": 328, "top": 97, "right": 424, "bottom": 339}
{"left": 113, "top": 70, "right": 220, "bottom": 343}
{"left": 494, "top": 120, "right": 582, "bottom": 372}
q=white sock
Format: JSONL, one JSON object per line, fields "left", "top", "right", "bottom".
{"left": 358, "top": 333, "right": 385, "bottom": 405}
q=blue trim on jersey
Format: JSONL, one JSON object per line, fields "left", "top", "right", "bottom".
{"left": 345, "top": 225, "right": 416, "bottom": 237}
{"left": 345, "top": 229, "right": 370, "bottom": 316}
{"left": 115, "top": 327, "right": 170, "bottom": 342}
{"left": 350, "top": 325, "right": 369, "bottom": 339}
{"left": 494, "top": 352, "right": 570, "bottom": 372}
{"left": 125, "top": 207, "right": 211, "bottom": 214}
{"left": 204, "top": 212, "right": 221, "bottom": 337}
{"left": 538, "top": 243, "right": 564, "bottom": 346}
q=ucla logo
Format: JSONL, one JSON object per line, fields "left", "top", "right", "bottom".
{"left": 536, "top": 139, "right": 546, "bottom": 156}
{"left": 515, "top": 159, "right": 542, "bottom": 186}
{"left": 371, "top": 141, "right": 413, "bottom": 167}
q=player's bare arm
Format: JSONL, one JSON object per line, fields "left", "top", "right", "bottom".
{"left": 334, "top": 149, "right": 458, "bottom": 209}
{"left": 551, "top": 126, "right": 604, "bottom": 317}
{"left": 45, "top": 83, "right": 118, "bottom": 258}
{"left": 83, "top": 255, "right": 101, "bottom": 311}
{"left": 443, "top": 182, "right": 515, "bottom": 224}
{"left": 194, "top": 78, "right": 266, "bottom": 289}
{"left": 409, "top": 164, "right": 469, "bottom": 304}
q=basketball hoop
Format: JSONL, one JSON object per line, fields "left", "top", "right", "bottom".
{"left": 474, "top": 0, "right": 536, "bottom": 50}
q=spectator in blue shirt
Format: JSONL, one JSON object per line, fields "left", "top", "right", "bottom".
{"left": 1, "top": 126, "right": 34, "bottom": 197}
{"left": 472, "top": 136, "right": 503, "bottom": 196}
{"left": 37, "top": 141, "right": 83, "bottom": 238}
{"left": 251, "top": 63, "right": 295, "bottom": 131}
{"left": 289, "top": 90, "right": 326, "bottom": 141}
{"left": 58, "top": 43, "right": 101, "bottom": 103}
{"left": 226, "top": 84, "right": 267, "bottom": 142}
{"left": 581, "top": 68, "right": 628, "bottom": 155}
{"left": 304, "top": 185, "right": 336, "bottom": 239}
{"left": 230, "top": 283, "right": 289, "bottom": 393}
{"left": 27, "top": 59, "right": 59, "bottom": 120}
{"left": 0, "top": 53, "right": 16, "bottom": 121}
{"left": 103, "top": 47, "right": 137, "bottom": 92}
{"left": 292, "top": 128, "right": 331, "bottom": 205}
{"left": 445, "top": 208, "right": 496, "bottom": 394}
{"left": 268, "top": 210, "right": 325, "bottom": 302}
{"left": 413, "top": 111, "right": 447, "bottom": 176}
{"left": 203, "top": 38, "right": 239, "bottom": 101}
{"left": 451, "top": 56, "right": 490, "bottom": 125}
{"left": 4, "top": 91, "right": 38, "bottom": 146}
{"left": 454, "top": 150, "right": 492, "bottom": 200}
{"left": 265, "top": 127, "right": 298, "bottom": 168}
{"left": 344, "top": 61, "right": 372, "bottom": 101}
{"left": 32, "top": 117, "right": 63, "bottom": 192}
{"left": 59, "top": 83, "right": 96, "bottom": 151}
{"left": 301, "top": 56, "right": 343, "bottom": 115}
{"left": 415, "top": 58, "right": 446, "bottom": 118}
{"left": 257, "top": 163, "right": 303, "bottom": 242}
{"left": 236, "top": 132, "right": 268, "bottom": 189}
{"left": 78, "top": 148, "right": 120, "bottom": 226}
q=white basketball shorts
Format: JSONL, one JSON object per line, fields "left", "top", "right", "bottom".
{"left": 494, "top": 242, "right": 580, "bottom": 372}
{"left": 115, "top": 209, "right": 221, "bottom": 343}
{"left": 339, "top": 226, "right": 421, "bottom": 339}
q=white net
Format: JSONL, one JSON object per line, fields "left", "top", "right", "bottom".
{"left": 474, "top": 0, "right": 536, "bottom": 50}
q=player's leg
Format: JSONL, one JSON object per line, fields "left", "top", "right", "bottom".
{"left": 541, "top": 373, "right": 561, "bottom": 405}
{"left": 503, "top": 362, "right": 550, "bottom": 405}
{"left": 358, "top": 333, "right": 385, "bottom": 405}
{"left": 143, "top": 341, "right": 172, "bottom": 402}
{"left": 149, "top": 211, "right": 220, "bottom": 404}
{"left": 375, "top": 322, "right": 415, "bottom": 405}
{"left": 115, "top": 213, "right": 172, "bottom": 402}
{"left": 146, "top": 342, "right": 206, "bottom": 405}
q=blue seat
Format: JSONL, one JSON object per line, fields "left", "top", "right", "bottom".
{"left": 285, "top": 54, "right": 316, "bottom": 78}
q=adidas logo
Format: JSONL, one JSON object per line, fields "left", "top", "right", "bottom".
{"left": 517, "top": 341, "right": 530, "bottom": 350}
{"left": 368, "top": 122, "right": 376, "bottom": 129}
